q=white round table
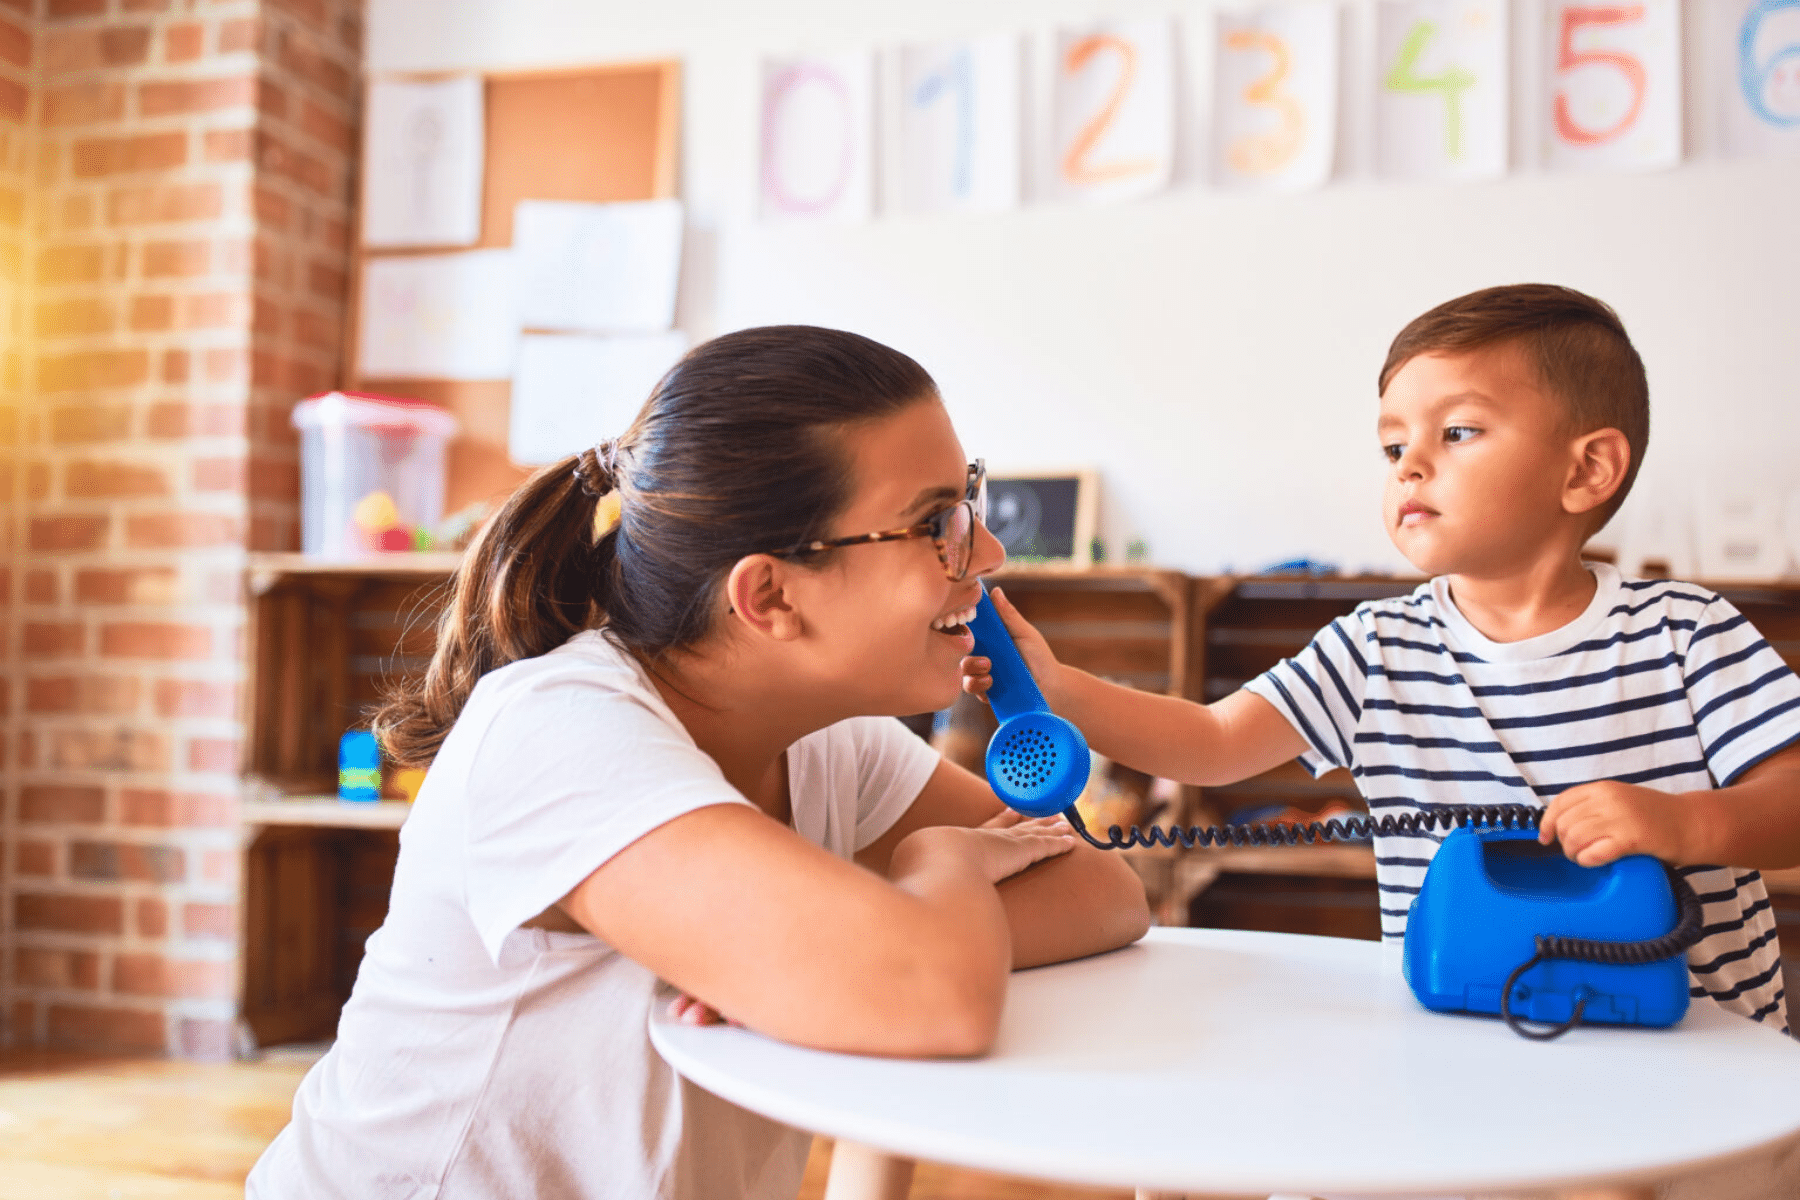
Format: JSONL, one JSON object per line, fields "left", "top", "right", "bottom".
{"left": 650, "top": 927, "right": 1800, "bottom": 1199}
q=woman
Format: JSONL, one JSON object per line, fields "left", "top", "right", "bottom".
{"left": 249, "top": 325, "right": 1150, "bottom": 1199}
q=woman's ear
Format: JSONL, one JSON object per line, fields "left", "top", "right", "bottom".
{"left": 1563, "top": 427, "right": 1631, "bottom": 517}
{"left": 724, "top": 555, "right": 804, "bottom": 642}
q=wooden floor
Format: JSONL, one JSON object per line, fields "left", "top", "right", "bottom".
{"left": 0, "top": 1045, "right": 1145, "bottom": 1200}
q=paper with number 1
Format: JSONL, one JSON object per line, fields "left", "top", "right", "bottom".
{"left": 1714, "top": 0, "right": 1800, "bottom": 157}
{"left": 1213, "top": 4, "right": 1340, "bottom": 192}
{"left": 1376, "top": 0, "right": 1508, "bottom": 181}
{"left": 1542, "top": 0, "right": 1681, "bottom": 171}
{"left": 897, "top": 35, "right": 1022, "bottom": 215}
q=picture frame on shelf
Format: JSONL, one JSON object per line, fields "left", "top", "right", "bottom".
{"left": 987, "top": 469, "right": 1098, "bottom": 569}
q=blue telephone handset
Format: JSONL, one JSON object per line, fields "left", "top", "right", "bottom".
{"left": 966, "top": 581, "right": 1704, "bottom": 1039}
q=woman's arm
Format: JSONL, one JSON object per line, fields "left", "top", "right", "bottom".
{"left": 855, "top": 759, "right": 1152, "bottom": 969}
{"left": 559, "top": 801, "right": 1075, "bottom": 1056}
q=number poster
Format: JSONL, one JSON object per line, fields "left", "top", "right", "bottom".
{"left": 1715, "top": 0, "right": 1800, "bottom": 157}
{"left": 1212, "top": 4, "right": 1340, "bottom": 192}
{"left": 1542, "top": 0, "right": 1682, "bottom": 171}
{"left": 896, "top": 35, "right": 1023, "bottom": 215}
{"left": 1051, "top": 19, "right": 1176, "bottom": 205}
{"left": 1375, "top": 0, "right": 1508, "bottom": 181}
{"left": 760, "top": 52, "right": 875, "bottom": 223}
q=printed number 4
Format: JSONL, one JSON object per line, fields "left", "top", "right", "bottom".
{"left": 1385, "top": 21, "right": 1476, "bottom": 160}
{"left": 1554, "top": 5, "right": 1648, "bottom": 146}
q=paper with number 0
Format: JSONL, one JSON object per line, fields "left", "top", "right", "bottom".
{"left": 1051, "top": 18, "right": 1175, "bottom": 205}
{"left": 1542, "top": 0, "right": 1681, "bottom": 171}
{"left": 896, "top": 35, "right": 1023, "bottom": 215}
{"left": 1715, "top": 0, "right": 1800, "bottom": 157}
{"left": 1376, "top": 0, "right": 1508, "bottom": 180}
{"left": 760, "top": 53, "right": 875, "bottom": 223}
{"left": 1212, "top": 4, "right": 1340, "bottom": 192}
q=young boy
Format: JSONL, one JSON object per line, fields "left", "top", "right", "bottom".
{"left": 968, "top": 283, "right": 1800, "bottom": 1035}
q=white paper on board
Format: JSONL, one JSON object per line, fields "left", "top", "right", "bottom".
{"left": 896, "top": 35, "right": 1023, "bottom": 215}
{"left": 1714, "top": 0, "right": 1800, "bottom": 158}
{"left": 513, "top": 199, "right": 684, "bottom": 333}
{"left": 362, "top": 76, "right": 485, "bottom": 248}
{"left": 1374, "top": 0, "right": 1509, "bottom": 181}
{"left": 760, "top": 52, "right": 875, "bottom": 223}
{"left": 1212, "top": 4, "right": 1340, "bottom": 193}
{"left": 508, "top": 332, "right": 690, "bottom": 466}
{"left": 1541, "top": 0, "right": 1681, "bottom": 171}
{"left": 358, "top": 250, "right": 519, "bottom": 381}
{"left": 1050, "top": 18, "right": 1175, "bottom": 205}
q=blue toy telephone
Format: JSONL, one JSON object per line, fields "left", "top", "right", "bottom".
{"left": 967, "top": 584, "right": 1704, "bottom": 1040}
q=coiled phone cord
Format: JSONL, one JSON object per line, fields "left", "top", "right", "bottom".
{"left": 1061, "top": 802, "right": 1708, "bottom": 1041}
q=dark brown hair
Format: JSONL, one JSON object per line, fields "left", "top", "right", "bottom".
{"left": 1378, "top": 283, "right": 1649, "bottom": 527}
{"left": 374, "top": 325, "right": 937, "bottom": 768}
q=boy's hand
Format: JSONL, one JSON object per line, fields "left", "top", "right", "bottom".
{"left": 959, "top": 587, "right": 1071, "bottom": 711}
{"left": 1539, "top": 781, "right": 1694, "bottom": 867}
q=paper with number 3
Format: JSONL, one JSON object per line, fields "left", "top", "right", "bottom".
{"left": 1051, "top": 18, "right": 1175, "bottom": 205}
{"left": 1212, "top": 4, "right": 1339, "bottom": 193}
{"left": 1376, "top": 0, "right": 1508, "bottom": 181}
{"left": 1542, "top": 0, "right": 1680, "bottom": 171}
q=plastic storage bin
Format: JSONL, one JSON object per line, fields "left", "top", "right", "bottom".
{"left": 293, "top": 391, "right": 458, "bottom": 557}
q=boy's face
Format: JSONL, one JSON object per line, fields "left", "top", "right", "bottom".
{"left": 1377, "top": 343, "right": 1581, "bottom": 578}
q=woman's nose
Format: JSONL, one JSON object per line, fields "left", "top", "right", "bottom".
{"left": 970, "top": 518, "right": 1007, "bottom": 578}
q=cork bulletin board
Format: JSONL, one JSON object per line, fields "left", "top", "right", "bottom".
{"left": 343, "top": 61, "right": 681, "bottom": 513}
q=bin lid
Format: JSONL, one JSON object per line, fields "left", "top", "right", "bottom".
{"left": 292, "top": 390, "right": 459, "bottom": 437}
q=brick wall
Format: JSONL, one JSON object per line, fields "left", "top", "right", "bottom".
{"left": 3, "top": 0, "right": 361, "bottom": 1058}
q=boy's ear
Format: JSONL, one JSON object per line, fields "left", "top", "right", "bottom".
{"left": 724, "top": 555, "right": 804, "bottom": 642}
{"left": 1563, "top": 427, "right": 1632, "bottom": 517}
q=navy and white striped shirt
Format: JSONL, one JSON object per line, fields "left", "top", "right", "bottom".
{"left": 1245, "top": 563, "right": 1800, "bottom": 1030}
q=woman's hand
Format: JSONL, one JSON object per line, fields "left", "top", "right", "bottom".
{"left": 890, "top": 814, "right": 1077, "bottom": 887}
{"left": 959, "top": 587, "right": 1072, "bottom": 711}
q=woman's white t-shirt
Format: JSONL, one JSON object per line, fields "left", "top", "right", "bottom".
{"left": 248, "top": 630, "right": 942, "bottom": 1200}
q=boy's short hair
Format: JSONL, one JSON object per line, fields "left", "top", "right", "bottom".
{"left": 1378, "top": 283, "right": 1649, "bottom": 528}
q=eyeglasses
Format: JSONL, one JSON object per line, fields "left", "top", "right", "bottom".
{"left": 778, "top": 460, "right": 988, "bottom": 582}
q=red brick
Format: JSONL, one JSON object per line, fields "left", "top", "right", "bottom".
{"left": 47, "top": 0, "right": 106, "bottom": 16}
{"left": 75, "top": 567, "right": 178, "bottom": 605}
{"left": 16, "top": 893, "right": 124, "bottom": 935}
{"left": 71, "top": 841, "right": 186, "bottom": 884}
{"left": 0, "top": 17, "right": 29, "bottom": 70}
{"left": 123, "top": 0, "right": 170, "bottom": 10}
{"left": 37, "top": 349, "right": 150, "bottom": 393}
{"left": 153, "top": 678, "right": 236, "bottom": 718}
{"left": 25, "top": 570, "right": 58, "bottom": 604}
{"left": 66, "top": 460, "right": 171, "bottom": 498}
{"left": 218, "top": 17, "right": 259, "bottom": 54}
{"left": 307, "top": 257, "right": 344, "bottom": 299}
{"left": 23, "top": 621, "right": 84, "bottom": 656}
{"left": 200, "top": 849, "right": 237, "bottom": 885}
{"left": 274, "top": 24, "right": 353, "bottom": 101}
{"left": 57, "top": 194, "right": 94, "bottom": 232}
{"left": 47, "top": 728, "right": 171, "bottom": 772}
{"left": 30, "top": 515, "right": 107, "bottom": 551}
{"left": 182, "top": 902, "right": 234, "bottom": 940}
{"left": 47, "top": 1004, "right": 165, "bottom": 1053}
{"left": 28, "top": 675, "right": 139, "bottom": 714}
{"left": 24, "top": 676, "right": 76, "bottom": 712}
{"left": 295, "top": 308, "right": 336, "bottom": 350}
{"left": 137, "top": 75, "right": 256, "bottom": 118}
{"left": 37, "top": 242, "right": 105, "bottom": 284}
{"left": 112, "top": 953, "right": 168, "bottom": 996}
{"left": 203, "top": 347, "right": 246, "bottom": 382}
{"left": 43, "top": 81, "right": 126, "bottom": 127}
{"left": 258, "top": 78, "right": 288, "bottom": 120}
{"left": 187, "top": 737, "right": 238, "bottom": 772}
{"left": 252, "top": 185, "right": 290, "bottom": 230}
{"left": 177, "top": 290, "right": 240, "bottom": 328}
{"left": 129, "top": 294, "right": 174, "bottom": 331}
{"left": 16, "top": 948, "right": 102, "bottom": 991}
{"left": 299, "top": 97, "right": 352, "bottom": 155}
{"left": 142, "top": 239, "right": 209, "bottom": 278}
{"left": 124, "top": 512, "right": 241, "bottom": 549}
{"left": 252, "top": 295, "right": 282, "bottom": 334}
{"left": 72, "top": 131, "right": 186, "bottom": 178}
{"left": 119, "top": 788, "right": 170, "bottom": 825}
{"left": 202, "top": 127, "right": 250, "bottom": 163}
{"left": 160, "top": 348, "right": 189, "bottom": 384}
{"left": 34, "top": 297, "right": 115, "bottom": 336}
{"left": 107, "top": 182, "right": 223, "bottom": 225}
{"left": 0, "top": 76, "right": 24, "bottom": 122}
{"left": 20, "top": 784, "right": 104, "bottom": 824}
{"left": 15, "top": 839, "right": 57, "bottom": 877}
{"left": 120, "top": 789, "right": 234, "bottom": 828}
{"left": 50, "top": 404, "right": 131, "bottom": 444}
{"left": 163, "top": 21, "right": 202, "bottom": 62}
{"left": 269, "top": 0, "right": 328, "bottom": 32}
{"left": 99, "top": 621, "right": 212, "bottom": 659}
{"left": 192, "top": 456, "right": 243, "bottom": 491}
{"left": 135, "top": 897, "right": 168, "bottom": 938}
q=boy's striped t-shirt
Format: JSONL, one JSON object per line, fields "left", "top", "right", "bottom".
{"left": 1243, "top": 563, "right": 1800, "bottom": 1031}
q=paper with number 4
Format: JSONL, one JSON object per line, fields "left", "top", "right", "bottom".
{"left": 508, "top": 332, "right": 689, "bottom": 466}
{"left": 514, "top": 199, "right": 683, "bottom": 334}
{"left": 1376, "top": 0, "right": 1508, "bottom": 181}
{"left": 1051, "top": 19, "right": 1175, "bottom": 205}
{"left": 760, "top": 53, "right": 874, "bottom": 223}
{"left": 897, "top": 35, "right": 1022, "bottom": 215}
{"left": 1715, "top": 0, "right": 1800, "bottom": 157}
{"left": 1543, "top": 0, "right": 1681, "bottom": 171}
{"left": 1213, "top": 4, "right": 1340, "bottom": 192}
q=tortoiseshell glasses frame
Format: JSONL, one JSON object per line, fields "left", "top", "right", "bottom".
{"left": 777, "top": 460, "right": 988, "bottom": 582}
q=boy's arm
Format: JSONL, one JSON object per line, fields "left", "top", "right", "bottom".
{"left": 1539, "top": 743, "right": 1800, "bottom": 869}
{"left": 963, "top": 587, "right": 1309, "bottom": 787}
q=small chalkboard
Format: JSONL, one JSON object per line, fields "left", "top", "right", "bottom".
{"left": 987, "top": 470, "right": 1098, "bottom": 569}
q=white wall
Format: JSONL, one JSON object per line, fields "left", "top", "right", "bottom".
{"left": 367, "top": 0, "right": 1800, "bottom": 576}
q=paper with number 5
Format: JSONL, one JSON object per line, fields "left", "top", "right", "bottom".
{"left": 897, "top": 35, "right": 1023, "bottom": 215}
{"left": 1051, "top": 18, "right": 1175, "bottom": 205}
{"left": 1542, "top": 0, "right": 1680, "bottom": 171}
{"left": 1213, "top": 4, "right": 1340, "bottom": 192}
{"left": 1714, "top": 0, "right": 1800, "bottom": 157}
{"left": 760, "top": 52, "right": 874, "bottom": 223}
{"left": 1376, "top": 0, "right": 1508, "bottom": 181}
